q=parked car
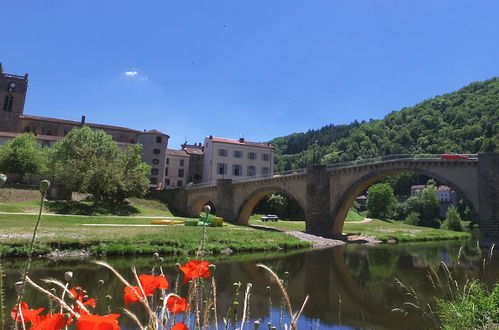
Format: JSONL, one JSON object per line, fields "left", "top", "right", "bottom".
{"left": 440, "top": 154, "right": 469, "bottom": 160}
{"left": 261, "top": 214, "right": 279, "bottom": 222}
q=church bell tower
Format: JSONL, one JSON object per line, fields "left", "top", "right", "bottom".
{"left": 0, "top": 63, "right": 29, "bottom": 132}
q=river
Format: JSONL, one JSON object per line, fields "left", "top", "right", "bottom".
{"left": 2, "top": 239, "right": 498, "bottom": 329}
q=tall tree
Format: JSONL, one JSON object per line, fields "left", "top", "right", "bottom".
{"left": 367, "top": 183, "right": 396, "bottom": 219}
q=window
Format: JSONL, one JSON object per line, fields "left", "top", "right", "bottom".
{"left": 233, "top": 150, "right": 242, "bottom": 158}
{"left": 247, "top": 166, "right": 256, "bottom": 177}
{"left": 248, "top": 152, "right": 256, "bottom": 160}
{"left": 151, "top": 168, "right": 158, "bottom": 176}
{"left": 177, "top": 180, "right": 183, "bottom": 187}
{"left": 262, "top": 154, "right": 270, "bottom": 161}
{"left": 261, "top": 167, "right": 269, "bottom": 176}
{"left": 166, "top": 158, "right": 169, "bottom": 164}
{"left": 165, "top": 167, "right": 169, "bottom": 175}
{"left": 233, "top": 164, "right": 242, "bottom": 176}
{"left": 218, "top": 149, "right": 227, "bottom": 157}
{"left": 156, "top": 136, "right": 162, "bottom": 143}
{"left": 3, "top": 95, "right": 14, "bottom": 112}
{"left": 150, "top": 177, "right": 158, "bottom": 184}
{"left": 153, "top": 149, "right": 161, "bottom": 154}
{"left": 152, "top": 159, "right": 159, "bottom": 165}
{"left": 165, "top": 179, "right": 170, "bottom": 186}
{"left": 217, "top": 163, "right": 227, "bottom": 175}
{"left": 178, "top": 169, "right": 184, "bottom": 177}
{"left": 180, "top": 159, "right": 184, "bottom": 166}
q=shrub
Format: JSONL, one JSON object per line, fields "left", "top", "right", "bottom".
{"left": 404, "top": 212, "right": 421, "bottom": 226}
{"left": 442, "top": 206, "right": 463, "bottom": 231}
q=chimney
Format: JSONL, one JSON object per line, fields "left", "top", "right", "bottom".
{"left": 209, "top": 135, "right": 213, "bottom": 139}
{"left": 239, "top": 137, "right": 245, "bottom": 143}
{"left": 81, "top": 115, "right": 86, "bottom": 126}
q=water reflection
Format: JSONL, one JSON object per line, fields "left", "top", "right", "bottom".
{"left": 2, "top": 240, "right": 498, "bottom": 329}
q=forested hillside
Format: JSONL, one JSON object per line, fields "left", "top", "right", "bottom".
{"left": 273, "top": 77, "right": 499, "bottom": 171}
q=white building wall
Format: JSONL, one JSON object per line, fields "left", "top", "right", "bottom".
{"left": 202, "top": 137, "right": 274, "bottom": 183}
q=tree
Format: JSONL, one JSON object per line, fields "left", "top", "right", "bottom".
{"left": 0, "top": 133, "right": 46, "bottom": 182}
{"left": 404, "top": 180, "right": 441, "bottom": 228}
{"left": 442, "top": 206, "right": 463, "bottom": 231}
{"left": 367, "top": 183, "right": 396, "bottom": 219}
{"left": 48, "top": 127, "right": 150, "bottom": 203}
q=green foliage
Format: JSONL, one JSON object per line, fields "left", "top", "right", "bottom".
{"left": 404, "top": 211, "right": 421, "bottom": 226}
{"left": 253, "top": 193, "right": 304, "bottom": 220}
{"left": 0, "top": 133, "right": 46, "bottom": 182}
{"left": 367, "top": 183, "right": 396, "bottom": 219}
{"left": 272, "top": 77, "right": 499, "bottom": 171}
{"left": 436, "top": 281, "right": 499, "bottom": 329}
{"left": 442, "top": 206, "right": 463, "bottom": 231}
{"left": 47, "top": 127, "right": 150, "bottom": 203}
{"left": 400, "top": 181, "right": 441, "bottom": 228}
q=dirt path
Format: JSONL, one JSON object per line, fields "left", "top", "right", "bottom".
{"left": 346, "top": 217, "right": 373, "bottom": 224}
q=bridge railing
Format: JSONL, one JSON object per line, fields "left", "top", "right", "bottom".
{"left": 185, "top": 154, "right": 478, "bottom": 189}
{"left": 325, "top": 153, "right": 478, "bottom": 170}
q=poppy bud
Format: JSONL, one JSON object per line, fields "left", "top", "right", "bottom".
{"left": 0, "top": 174, "right": 6, "bottom": 187}
{"left": 203, "top": 205, "right": 211, "bottom": 213}
{"left": 98, "top": 280, "right": 104, "bottom": 286}
{"left": 153, "top": 252, "right": 159, "bottom": 259}
{"left": 254, "top": 320, "right": 260, "bottom": 329}
{"left": 208, "top": 264, "right": 216, "bottom": 275}
{"left": 64, "top": 271, "right": 73, "bottom": 282}
{"left": 39, "top": 180, "right": 50, "bottom": 193}
{"left": 15, "top": 281, "right": 23, "bottom": 294}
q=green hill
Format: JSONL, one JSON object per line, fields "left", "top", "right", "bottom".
{"left": 273, "top": 77, "right": 499, "bottom": 171}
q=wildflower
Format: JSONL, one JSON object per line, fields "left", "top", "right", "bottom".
{"left": 167, "top": 296, "right": 189, "bottom": 314}
{"left": 123, "top": 286, "right": 145, "bottom": 306}
{"left": 10, "top": 301, "right": 44, "bottom": 323}
{"left": 31, "top": 313, "right": 66, "bottom": 330}
{"left": 139, "top": 274, "right": 169, "bottom": 295}
{"left": 68, "top": 287, "right": 96, "bottom": 324}
{"left": 172, "top": 322, "right": 189, "bottom": 330}
{"left": 180, "top": 260, "right": 212, "bottom": 284}
{"left": 124, "top": 274, "right": 169, "bottom": 306}
{"left": 76, "top": 312, "right": 120, "bottom": 330}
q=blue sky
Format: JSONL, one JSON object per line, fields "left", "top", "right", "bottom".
{"left": 3, "top": 1, "right": 499, "bottom": 148}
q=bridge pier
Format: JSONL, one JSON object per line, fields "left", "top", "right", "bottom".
{"left": 217, "top": 179, "right": 235, "bottom": 222}
{"left": 478, "top": 153, "right": 499, "bottom": 245}
{"left": 306, "top": 165, "right": 333, "bottom": 236}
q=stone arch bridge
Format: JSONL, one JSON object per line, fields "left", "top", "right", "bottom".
{"left": 171, "top": 153, "right": 499, "bottom": 242}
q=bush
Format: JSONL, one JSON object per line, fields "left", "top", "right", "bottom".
{"left": 436, "top": 281, "right": 499, "bottom": 329}
{"left": 442, "top": 206, "right": 463, "bottom": 231}
{"left": 367, "top": 183, "right": 396, "bottom": 219}
{"left": 404, "top": 212, "right": 421, "bottom": 226}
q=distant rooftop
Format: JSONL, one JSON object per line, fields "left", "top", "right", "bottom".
{"left": 20, "top": 115, "right": 141, "bottom": 133}
{"left": 140, "top": 129, "right": 170, "bottom": 137}
{"left": 207, "top": 136, "right": 274, "bottom": 150}
{"left": 167, "top": 149, "right": 189, "bottom": 157}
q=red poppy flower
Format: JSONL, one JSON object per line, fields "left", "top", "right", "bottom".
{"left": 180, "top": 260, "right": 212, "bottom": 284}
{"left": 30, "top": 313, "right": 66, "bottom": 330}
{"left": 138, "top": 274, "right": 169, "bottom": 295}
{"left": 123, "top": 286, "right": 145, "bottom": 306}
{"left": 76, "top": 313, "right": 120, "bottom": 330}
{"left": 167, "top": 296, "right": 189, "bottom": 314}
{"left": 11, "top": 301, "right": 44, "bottom": 323}
{"left": 68, "top": 287, "right": 97, "bottom": 324}
{"left": 172, "top": 322, "right": 189, "bottom": 330}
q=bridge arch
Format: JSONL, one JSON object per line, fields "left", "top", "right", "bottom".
{"left": 187, "top": 195, "right": 217, "bottom": 218}
{"left": 236, "top": 186, "right": 306, "bottom": 225}
{"left": 331, "top": 167, "right": 479, "bottom": 234}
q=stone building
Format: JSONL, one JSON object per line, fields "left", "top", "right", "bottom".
{"left": 165, "top": 149, "right": 190, "bottom": 188}
{"left": 182, "top": 142, "right": 204, "bottom": 184}
{"left": 0, "top": 64, "right": 169, "bottom": 187}
{"left": 202, "top": 136, "right": 275, "bottom": 183}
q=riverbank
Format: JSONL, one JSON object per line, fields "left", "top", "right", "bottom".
{"left": 0, "top": 213, "right": 311, "bottom": 258}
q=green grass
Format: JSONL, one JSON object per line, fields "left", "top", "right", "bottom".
{"left": 0, "top": 197, "right": 173, "bottom": 217}
{"left": 345, "top": 209, "right": 365, "bottom": 222}
{"left": 0, "top": 213, "right": 311, "bottom": 257}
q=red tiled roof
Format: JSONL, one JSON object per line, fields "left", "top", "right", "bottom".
{"left": 20, "top": 115, "right": 141, "bottom": 133}
{"left": 140, "top": 129, "right": 170, "bottom": 137}
{"left": 167, "top": 149, "right": 189, "bottom": 157}
{"left": 0, "top": 131, "right": 62, "bottom": 141}
{"left": 209, "top": 137, "right": 274, "bottom": 149}
{"left": 438, "top": 185, "right": 451, "bottom": 191}
{"left": 183, "top": 147, "right": 204, "bottom": 155}
{"left": 410, "top": 185, "right": 425, "bottom": 190}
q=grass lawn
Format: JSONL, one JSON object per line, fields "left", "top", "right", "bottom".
{"left": 0, "top": 213, "right": 311, "bottom": 257}
{"left": 249, "top": 214, "right": 470, "bottom": 243}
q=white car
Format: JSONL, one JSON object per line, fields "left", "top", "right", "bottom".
{"left": 261, "top": 215, "right": 279, "bottom": 222}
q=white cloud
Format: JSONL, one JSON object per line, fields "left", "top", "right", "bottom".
{"left": 124, "top": 71, "right": 138, "bottom": 76}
